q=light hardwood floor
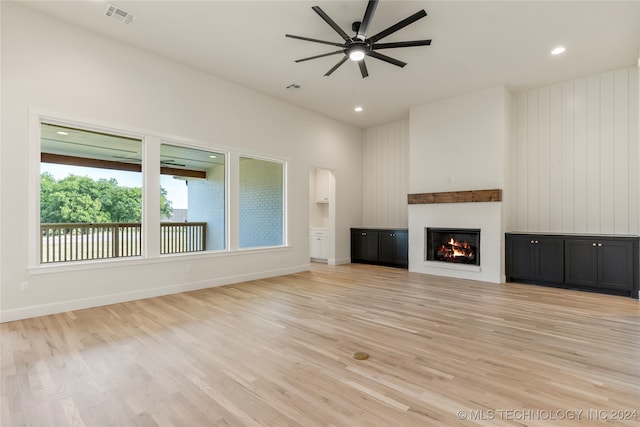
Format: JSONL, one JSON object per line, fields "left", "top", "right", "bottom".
{"left": 1, "top": 263, "right": 639, "bottom": 426}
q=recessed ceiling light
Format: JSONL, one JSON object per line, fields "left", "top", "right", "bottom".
{"left": 551, "top": 46, "right": 566, "bottom": 55}
{"left": 209, "top": 155, "right": 217, "bottom": 159}
{"left": 354, "top": 106, "right": 363, "bottom": 112}
{"left": 56, "top": 131, "right": 69, "bottom": 135}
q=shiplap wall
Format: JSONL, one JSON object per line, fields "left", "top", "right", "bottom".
{"left": 510, "top": 66, "right": 639, "bottom": 235}
{"left": 362, "top": 119, "right": 409, "bottom": 227}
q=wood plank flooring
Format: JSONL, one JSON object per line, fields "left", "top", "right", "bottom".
{"left": 1, "top": 263, "right": 639, "bottom": 426}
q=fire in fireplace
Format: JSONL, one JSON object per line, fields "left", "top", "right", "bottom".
{"left": 426, "top": 228, "right": 480, "bottom": 265}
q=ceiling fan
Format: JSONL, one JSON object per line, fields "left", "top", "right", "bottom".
{"left": 285, "top": 0, "right": 431, "bottom": 78}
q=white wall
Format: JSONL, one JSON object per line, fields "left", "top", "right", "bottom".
{"left": 409, "top": 86, "right": 510, "bottom": 193}
{"left": 362, "top": 119, "right": 409, "bottom": 228}
{"left": 408, "top": 86, "right": 510, "bottom": 283}
{"left": 510, "top": 66, "right": 639, "bottom": 235}
{"left": 0, "top": 3, "right": 363, "bottom": 321}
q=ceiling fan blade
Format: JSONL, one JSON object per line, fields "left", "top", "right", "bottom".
{"left": 357, "top": 0, "right": 379, "bottom": 40}
{"left": 373, "top": 40, "right": 432, "bottom": 49}
{"left": 368, "top": 10, "right": 427, "bottom": 43}
{"left": 295, "top": 50, "right": 345, "bottom": 63}
{"left": 358, "top": 59, "right": 369, "bottom": 78}
{"left": 285, "top": 34, "right": 345, "bottom": 47}
{"left": 312, "top": 6, "right": 351, "bottom": 42}
{"left": 325, "top": 56, "right": 348, "bottom": 76}
{"left": 368, "top": 51, "right": 407, "bottom": 68}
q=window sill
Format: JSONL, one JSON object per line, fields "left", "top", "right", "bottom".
{"left": 28, "top": 246, "right": 292, "bottom": 275}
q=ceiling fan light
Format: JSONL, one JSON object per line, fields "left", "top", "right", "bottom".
{"left": 349, "top": 48, "right": 366, "bottom": 61}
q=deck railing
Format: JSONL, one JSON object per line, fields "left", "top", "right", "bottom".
{"left": 40, "top": 222, "right": 207, "bottom": 263}
{"left": 160, "top": 222, "right": 207, "bottom": 255}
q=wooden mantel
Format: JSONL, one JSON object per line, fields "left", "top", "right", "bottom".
{"left": 408, "top": 189, "right": 502, "bottom": 204}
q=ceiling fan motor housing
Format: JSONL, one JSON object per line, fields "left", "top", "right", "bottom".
{"left": 347, "top": 41, "right": 369, "bottom": 61}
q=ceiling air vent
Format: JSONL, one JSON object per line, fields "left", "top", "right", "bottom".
{"left": 105, "top": 4, "right": 136, "bottom": 24}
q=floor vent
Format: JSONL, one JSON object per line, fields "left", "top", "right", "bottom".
{"left": 105, "top": 4, "right": 136, "bottom": 24}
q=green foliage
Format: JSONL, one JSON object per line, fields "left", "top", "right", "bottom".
{"left": 40, "top": 172, "right": 173, "bottom": 223}
{"left": 160, "top": 187, "right": 173, "bottom": 220}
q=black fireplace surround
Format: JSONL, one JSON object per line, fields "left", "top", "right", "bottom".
{"left": 426, "top": 227, "right": 481, "bottom": 265}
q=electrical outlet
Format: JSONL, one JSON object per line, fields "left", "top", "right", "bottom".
{"left": 185, "top": 264, "right": 192, "bottom": 273}
{"left": 20, "top": 281, "right": 30, "bottom": 293}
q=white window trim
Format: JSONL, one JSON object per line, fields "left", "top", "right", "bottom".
{"left": 238, "top": 153, "right": 288, "bottom": 249}
{"left": 29, "top": 110, "right": 146, "bottom": 269}
{"left": 158, "top": 138, "right": 231, "bottom": 255}
{"left": 28, "top": 109, "right": 290, "bottom": 272}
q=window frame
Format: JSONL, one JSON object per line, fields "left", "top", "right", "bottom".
{"left": 28, "top": 111, "right": 288, "bottom": 272}
{"left": 158, "top": 140, "right": 230, "bottom": 256}
{"left": 39, "top": 123, "right": 145, "bottom": 263}
{"left": 30, "top": 112, "right": 147, "bottom": 269}
{"left": 237, "top": 153, "right": 288, "bottom": 250}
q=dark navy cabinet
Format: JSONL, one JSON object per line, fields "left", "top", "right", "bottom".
{"left": 506, "top": 233, "right": 639, "bottom": 298}
{"left": 350, "top": 229, "right": 379, "bottom": 263}
{"left": 507, "top": 235, "right": 564, "bottom": 284}
{"left": 351, "top": 228, "right": 408, "bottom": 268}
{"left": 565, "top": 237, "right": 636, "bottom": 292}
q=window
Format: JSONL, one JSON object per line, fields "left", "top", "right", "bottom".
{"left": 35, "top": 117, "right": 287, "bottom": 266}
{"left": 40, "top": 123, "right": 143, "bottom": 263}
{"left": 239, "top": 156, "right": 285, "bottom": 248}
{"left": 159, "top": 144, "right": 226, "bottom": 254}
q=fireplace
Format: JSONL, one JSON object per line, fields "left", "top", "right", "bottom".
{"left": 426, "top": 228, "right": 480, "bottom": 265}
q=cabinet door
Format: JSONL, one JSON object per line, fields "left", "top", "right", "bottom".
{"left": 378, "top": 231, "right": 396, "bottom": 264}
{"left": 319, "top": 237, "right": 329, "bottom": 259}
{"left": 598, "top": 240, "right": 634, "bottom": 291}
{"left": 309, "top": 237, "right": 320, "bottom": 258}
{"left": 393, "top": 230, "right": 408, "bottom": 267}
{"left": 310, "top": 236, "right": 328, "bottom": 259}
{"left": 536, "top": 238, "right": 564, "bottom": 283}
{"left": 564, "top": 239, "right": 598, "bottom": 287}
{"left": 507, "top": 236, "right": 537, "bottom": 281}
{"left": 378, "top": 231, "right": 408, "bottom": 267}
{"left": 315, "top": 169, "right": 331, "bottom": 203}
{"left": 351, "top": 229, "right": 378, "bottom": 262}
{"left": 350, "top": 229, "right": 364, "bottom": 260}
{"left": 362, "top": 231, "right": 379, "bottom": 261}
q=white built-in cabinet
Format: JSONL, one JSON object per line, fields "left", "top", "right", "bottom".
{"left": 315, "top": 168, "right": 331, "bottom": 203}
{"left": 309, "top": 228, "right": 329, "bottom": 261}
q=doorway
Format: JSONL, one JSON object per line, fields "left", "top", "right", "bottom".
{"left": 309, "top": 167, "right": 335, "bottom": 264}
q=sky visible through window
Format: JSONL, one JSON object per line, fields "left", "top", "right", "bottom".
{"left": 41, "top": 163, "right": 188, "bottom": 209}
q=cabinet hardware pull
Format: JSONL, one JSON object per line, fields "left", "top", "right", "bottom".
{"left": 535, "top": 240, "right": 539, "bottom": 244}
{"left": 362, "top": 233, "right": 366, "bottom": 236}
{"left": 592, "top": 243, "right": 597, "bottom": 246}
{"left": 530, "top": 240, "right": 535, "bottom": 244}
{"left": 597, "top": 243, "right": 602, "bottom": 247}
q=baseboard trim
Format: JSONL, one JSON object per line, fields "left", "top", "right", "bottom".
{"left": 0, "top": 264, "right": 309, "bottom": 323}
{"left": 328, "top": 258, "right": 351, "bottom": 266}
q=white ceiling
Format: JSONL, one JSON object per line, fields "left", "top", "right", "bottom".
{"left": 18, "top": 1, "right": 640, "bottom": 128}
